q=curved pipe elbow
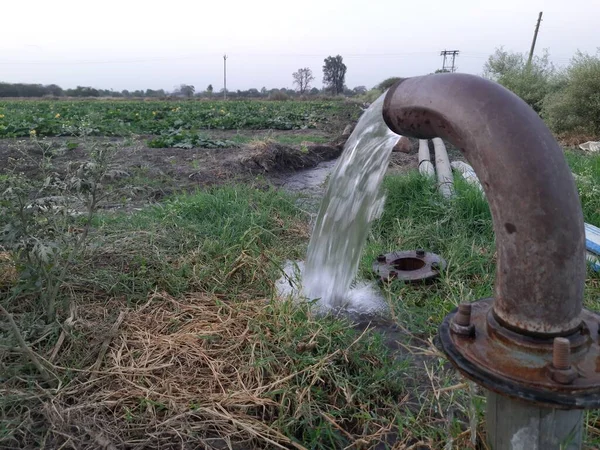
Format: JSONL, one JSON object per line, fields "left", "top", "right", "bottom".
{"left": 382, "top": 74, "right": 585, "bottom": 336}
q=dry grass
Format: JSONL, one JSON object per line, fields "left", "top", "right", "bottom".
{"left": 38, "top": 293, "right": 302, "bottom": 449}
{"left": 1, "top": 291, "right": 417, "bottom": 449}
{"left": 0, "top": 250, "right": 17, "bottom": 288}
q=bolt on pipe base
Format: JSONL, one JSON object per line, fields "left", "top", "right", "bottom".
{"left": 486, "top": 391, "right": 583, "bottom": 450}
{"left": 439, "top": 298, "right": 600, "bottom": 409}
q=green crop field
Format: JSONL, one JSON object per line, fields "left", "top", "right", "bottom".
{"left": 0, "top": 100, "right": 360, "bottom": 138}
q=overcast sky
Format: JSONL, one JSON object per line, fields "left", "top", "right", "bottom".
{"left": 2, "top": 0, "right": 598, "bottom": 92}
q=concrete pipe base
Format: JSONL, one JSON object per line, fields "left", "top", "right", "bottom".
{"left": 485, "top": 391, "right": 583, "bottom": 450}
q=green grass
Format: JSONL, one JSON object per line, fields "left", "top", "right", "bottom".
{"left": 364, "top": 173, "right": 495, "bottom": 334}
{"left": 82, "top": 184, "right": 309, "bottom": 303}
{"left": 2, "top": 149, "right": 600, "bottom": 448}
{"left": 565, "top": 149, "right": 600, "bottom": 225}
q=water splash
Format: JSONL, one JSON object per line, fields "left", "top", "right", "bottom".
{"left": 296, "top": 93, "right": 400, "bottom": 312}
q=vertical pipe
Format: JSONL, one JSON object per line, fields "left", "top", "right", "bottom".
{"left": 486, "top": 392, "right": 583, "bottom": 450}
{"left": 432, "top": 138, "right": 453, "bottom": 198}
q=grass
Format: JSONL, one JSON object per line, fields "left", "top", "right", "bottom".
{"left": 83, "top": 184, "right": 310, "bottom": 303}
{"left": 564, "top": 149, "right": 600, "bottom": 225}
{"left": 1, "top": 148, "right": 600, "bottom": 448}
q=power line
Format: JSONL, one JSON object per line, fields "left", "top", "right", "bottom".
{"left": 0, "top": 51, "right": 448, "bottom": 66}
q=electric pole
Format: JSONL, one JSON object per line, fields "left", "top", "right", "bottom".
{"left": 528, "top": 12, "right": 543, "bottom": 66}
{"left": 440, "top": 50, "right": 460, "bottom": 73}
{"left": 223, "top": 54, "right": 228, "bottom": 100}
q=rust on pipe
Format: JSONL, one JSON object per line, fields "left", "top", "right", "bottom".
{"left": 382, "top": 74, "right": 585, "bottom": 336}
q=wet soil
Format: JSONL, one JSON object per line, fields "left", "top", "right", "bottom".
{"left": 0, "top": 131, "right": 420, "bottom": 212}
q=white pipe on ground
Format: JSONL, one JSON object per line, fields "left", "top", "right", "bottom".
{"left": 432, "top": 138, "right": 454, "bottom": 198}
{"left": 451, "top": 161, "right": 482, "bottom": 191}
{"left": 418, "top": 139, "right": 435, "bottom": 178}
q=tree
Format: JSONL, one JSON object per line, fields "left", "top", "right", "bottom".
{"left": 483, "top": 47, "right": 555, "bottom": 112}
{"left": 323, "top": 55, "right": 347, "bottom": 95}
{"left": 206, "top": 84, "right": 213, "bottom": 97}
{"left": 292, "top": 68, "right": 314, "bottom": 94}
{"left": 65, "top": 86, "right": 100, "bottom": 97}
{"left": 542, "top": 50, "right": 600, "bottom": 134}
{"left": 46, "top": 84, "right": 63, "bottom": 96}
{"left": 178, "top": 84, "right": 195, "bottom": 98}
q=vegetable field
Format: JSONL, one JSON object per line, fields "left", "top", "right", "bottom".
{"left": 0, "top": 100, "right": 360, "bottom": 138}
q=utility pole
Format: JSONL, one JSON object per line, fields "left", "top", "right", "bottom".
{"left": 528, "top": 12, "right": 543, "bottom": 66}
{"left": 223, "top": 54, "right": 228, "bottom": 100}
{"left": 440, "top": 50, "right": 460, "bottom": 73}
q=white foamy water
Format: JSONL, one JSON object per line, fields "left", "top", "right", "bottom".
{"left": 276, "top": 94, "right": 400, "bottom": 315}
{"left": 276, "top": 261, "right": 387, "bottom": 316}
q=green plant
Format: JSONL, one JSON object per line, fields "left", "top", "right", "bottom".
{"left": 542, "top": 50, "right": 600, "bottom": 135}
{"left": 147, "top": 129, "right": 238, "bottom": 149}
{"left": 376, "top": 77, "right": 402, "bottom": 91}
{"left": 483, "top": 47, "right": 556, "bottom": 113}
{"left": 0, "top": 99, "right": 360, "bottom": 137}
{"left": 1, "top": 136, "right": 125, "bottom": 323}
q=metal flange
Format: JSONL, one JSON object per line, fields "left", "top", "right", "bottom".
{"left": 372, "top": 250, "right": 446, "bottom": 283}
{"left": 440, "top": 298, "right": 600, "bottom": 409}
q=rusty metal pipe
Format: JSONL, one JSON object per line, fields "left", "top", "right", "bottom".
{"left": 382, "top": 73, "right": 585, "bottom": 336}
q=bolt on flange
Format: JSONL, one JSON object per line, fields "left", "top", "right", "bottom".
{"left": 450, "top": 303, "right": 475, "bottom": 337}
{"left": 548, "top": 337, "right": 578, "bottom": 385}
{"left": 439, "top": 298, "right": 600, "bottom": 409}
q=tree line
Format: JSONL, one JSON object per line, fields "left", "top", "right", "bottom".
{"left": 0, "top": 55, "right": 358, "bottom": 99}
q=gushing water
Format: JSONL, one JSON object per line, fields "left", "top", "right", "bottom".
{"left": 277, "top": 94, "right": 400, "bottom": 313}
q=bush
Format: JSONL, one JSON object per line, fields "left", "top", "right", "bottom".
{"left": 542, "top": 51, "right": 600, "bottom": 135}
{"left": 268, "top": 90, "right": 289, "bottom": 101}
{"left": 483, "top": 48, "right": 556, "bottom": 113}
{"left": 376, "top": 77, "right": 403, "bottom": 91}
{"left": 357, "top": 88, "right": 384, "bottom": 104}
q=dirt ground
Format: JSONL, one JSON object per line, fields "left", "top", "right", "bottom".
{"left": 0, "top": 129, "right": 422, "bottom": 211}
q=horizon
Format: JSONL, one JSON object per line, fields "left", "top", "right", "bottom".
{"left": 2, "top": 0, "right": 598, "bottom": 92}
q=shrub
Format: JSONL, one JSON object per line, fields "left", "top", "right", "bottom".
{"left": 542, "top": 50, "right": 600, "bottom": 135}
{"left": 376, "top": 77, "right": 403, "bottom": 91}
{"left": 483, "top": 47, "right": 556, "bottom": 113}
{"left": 268, "top": 90, "right": 289, "bottom": 101}
{"left": 358, "top": 89, "right": 385, "bottom": 104}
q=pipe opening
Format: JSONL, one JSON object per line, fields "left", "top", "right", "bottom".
{"left": 393, "top": 257, "right": 426, "bottom": 271}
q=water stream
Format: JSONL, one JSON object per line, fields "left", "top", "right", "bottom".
{"left": 277, "top": 94, "right": 400, "bottom": 314}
